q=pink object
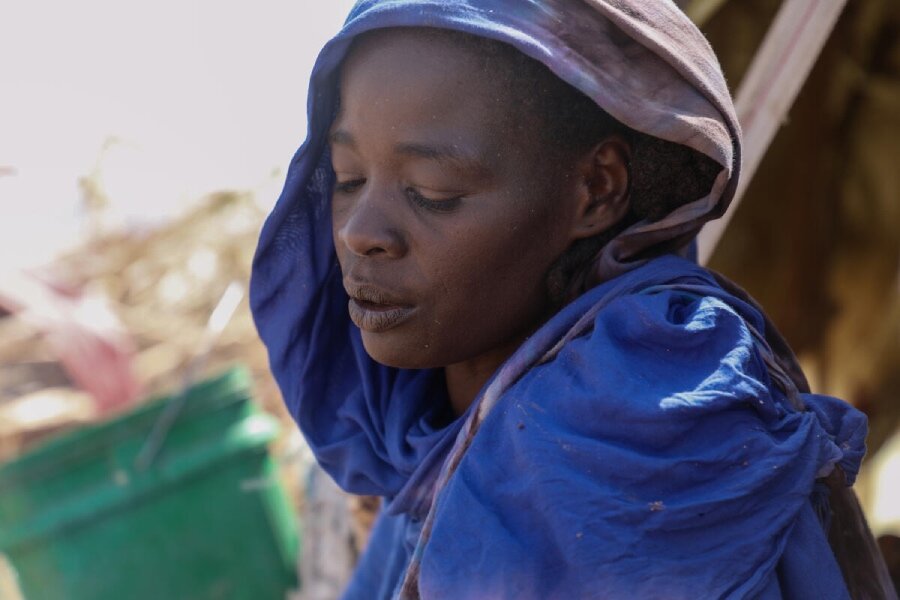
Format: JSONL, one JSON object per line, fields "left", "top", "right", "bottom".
{"left": 0, "top": 270, "right": 140, "bottom": 416}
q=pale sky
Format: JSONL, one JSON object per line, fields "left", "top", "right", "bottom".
{"left": 0, "top": 0, "right": 357, "bottom": 268}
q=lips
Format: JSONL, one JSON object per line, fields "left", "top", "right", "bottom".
{"left": 344, "top": 281, "right": 416, "bottom": 332}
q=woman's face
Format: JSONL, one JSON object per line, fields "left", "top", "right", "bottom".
{"left": 330, "top": 30, "right": 582, "bottom": 369}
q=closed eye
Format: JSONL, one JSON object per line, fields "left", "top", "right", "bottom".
{"left": 334, "top": 178, "right": 365, "bottom": 194}
{"left": 405, "top": 187, "right": 463, "bottom": 213}
{"left": 333, "top": 177, "right": 463, "bottom": 213}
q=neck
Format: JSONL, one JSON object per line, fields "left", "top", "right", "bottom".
{"left": 444, "top": 333, "right": 529, "bottom": 417}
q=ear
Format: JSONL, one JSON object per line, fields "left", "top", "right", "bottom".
{"left": 570, "top": 136, "right": 631, "bottom": 241}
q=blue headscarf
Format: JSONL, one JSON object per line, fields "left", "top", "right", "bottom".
{"left": 250, "top": 1, "right": 868, "bottom": 598}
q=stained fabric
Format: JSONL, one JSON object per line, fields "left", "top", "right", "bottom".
{"left": 249, "top": 1, "right": 867, "bottom": 598}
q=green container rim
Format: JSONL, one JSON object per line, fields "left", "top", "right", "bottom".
{"left": 0, "top": 411, "right": 280, "bottom": 552}
{"left": 0, "top": 367, "right": 254, "bottom": 490}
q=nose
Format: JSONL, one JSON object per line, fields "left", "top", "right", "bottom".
{"left": 334, "top": 183, "right": 407, "bottom": 259}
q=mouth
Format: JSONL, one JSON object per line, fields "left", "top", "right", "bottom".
{"left": 345, "top": 282, "right": 416, "bottom": 333}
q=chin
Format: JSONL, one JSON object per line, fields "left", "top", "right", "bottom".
{"left": 360, "top": 331, "right": 442, "bottom": 370}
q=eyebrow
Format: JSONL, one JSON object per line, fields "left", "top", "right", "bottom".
{"left": 329, "top": 129, "right": 355, "bottom": 147}
{"left": 329, "top": 128, "right": 488, "bottom": 175}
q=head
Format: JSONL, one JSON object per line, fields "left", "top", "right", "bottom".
{"left": 330, "top": 27, "right": 719, "bottom": 370}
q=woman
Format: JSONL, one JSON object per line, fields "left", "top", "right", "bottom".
{"left": 251, "top": 1, "right": 891, "bottom": 598}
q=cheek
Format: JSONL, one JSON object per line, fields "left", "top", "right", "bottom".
{"left": 356, "top": 219, "right": 563, "bottom": 370}
{"left": 419, "top": 206, "right": 571, "bottom": 358}
{"left": 331, "top": 199, "right": 344, "bottom": 257}
{"left": 349, "top": 174, "right": 575, "bottom": 370}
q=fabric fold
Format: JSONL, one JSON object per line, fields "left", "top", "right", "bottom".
{"left": 399, "top": 256, "right": 864, "bottom": 599}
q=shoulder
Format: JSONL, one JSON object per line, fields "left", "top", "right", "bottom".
{"left": 422, "top": 287, "right": 814, "bottom": 598}
{"left": 593, "top": 284, "right": 763, "bottom": 361}
{"left": 522, "top": 286, "right": 779, "bottom": 433}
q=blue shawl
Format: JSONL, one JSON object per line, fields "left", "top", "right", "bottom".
{"left": 250, "top": 1, "right": 868, "bottom": 598}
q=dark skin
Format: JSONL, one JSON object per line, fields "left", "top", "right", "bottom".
{"left": 330, "top": 29, "right": 631, "bottom": 416}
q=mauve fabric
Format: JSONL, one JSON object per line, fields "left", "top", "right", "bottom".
{"left": 250, "top": 1, "right": 864, "bottom": 598}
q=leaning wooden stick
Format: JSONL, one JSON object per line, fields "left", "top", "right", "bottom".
{"left": 698, "top": 0, "right": 848, "bottom": 264}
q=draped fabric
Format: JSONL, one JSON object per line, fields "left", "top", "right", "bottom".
{"left": 249, "top": 1, "right": 867, "bottom": 597}
{"left": 394, "top": 256, "right": 863, "bottom": 599}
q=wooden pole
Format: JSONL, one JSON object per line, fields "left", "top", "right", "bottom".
{"left": 698, "top": 0, "right": 848, "bottom": 265}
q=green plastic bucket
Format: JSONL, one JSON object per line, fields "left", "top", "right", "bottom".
{"left": 0, "top": 367, "right": 299, "bottom": 600}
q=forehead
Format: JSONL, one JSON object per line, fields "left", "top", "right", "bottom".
{"left": 334, "top": 29, "right": 520, "bottom": 141}
{"left": 340, "top": 29, "right": 493, "bottom": 98}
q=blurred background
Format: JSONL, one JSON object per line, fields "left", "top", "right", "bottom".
{"left": 0, "top": 0, "right": 898, "bottom": 598}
